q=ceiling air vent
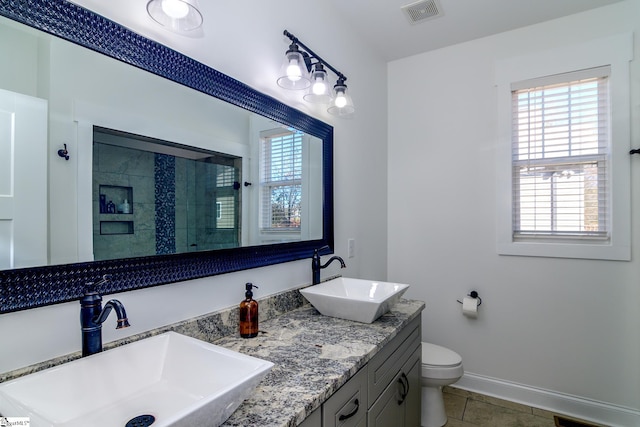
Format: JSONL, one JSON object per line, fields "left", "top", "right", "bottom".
{"left": 401, "top": 0, "right": 443, "bottom": 25}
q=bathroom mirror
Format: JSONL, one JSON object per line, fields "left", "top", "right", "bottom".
{"left": 0, "top": 0, "right": 334, "bottom": 313}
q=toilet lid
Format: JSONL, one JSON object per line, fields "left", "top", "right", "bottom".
{"left": 422, "top": 342, "right": 462, "bottom": 367}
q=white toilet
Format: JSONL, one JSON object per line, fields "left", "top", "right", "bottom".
{"left": 421, "top": 342, "right": 464, "bottom": 427}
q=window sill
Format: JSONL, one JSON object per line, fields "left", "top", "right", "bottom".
{"left": 497, "top": 240, "right": 630, "bottom": 261}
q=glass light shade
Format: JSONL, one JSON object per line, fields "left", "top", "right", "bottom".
{"left": 277, "top": 45, "right": 310, "bottom": 90}
{"left": 147, "top": 0, "right": 203, "bottom": 32}
{"left": 328, "top": 83, "right": 355, "bottom": 118}
{"left": 303, "top": 64, "right": 332, "bottom": 104}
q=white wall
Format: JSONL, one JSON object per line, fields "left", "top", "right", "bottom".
{"left": 388, "top": 0, "right": 640, "bottom": 420}
{"left": 0, "top": 2, "right": 388, "bottom": 373}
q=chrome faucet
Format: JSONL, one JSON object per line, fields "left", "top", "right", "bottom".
{"left": 80, "top": 275, "right": 130, "bottom": 357}
{"left": 312, "top": 246, "right": 346, "bottom": 285}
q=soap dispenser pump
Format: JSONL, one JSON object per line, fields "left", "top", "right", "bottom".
{"left": 240, "top": 283, "right": 259, "bottom": 338}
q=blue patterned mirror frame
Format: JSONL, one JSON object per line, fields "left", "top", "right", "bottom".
{"left": 0, "top": 0, "right": 334, "bottom": 313}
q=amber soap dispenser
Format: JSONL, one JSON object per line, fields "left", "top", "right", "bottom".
{"left": 239, "top": 283, "right": 259, "bottom": 338}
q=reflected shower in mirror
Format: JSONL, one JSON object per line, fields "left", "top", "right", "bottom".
{"left": 92, "top": 127, "right": 243, "bottom": 261}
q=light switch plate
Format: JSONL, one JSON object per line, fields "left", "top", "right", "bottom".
{"left": 348, "top": 238, "right": 355, "bottom": 258}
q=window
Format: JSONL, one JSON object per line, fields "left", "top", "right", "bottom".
{"left": 260, "top": 130, "right": 302, "bottom": 231}
{"left": 495, "top": 34, "right": 632, "bottom": 260}
{"left": 511, "top": 68, "right": 609, "bottom": 241}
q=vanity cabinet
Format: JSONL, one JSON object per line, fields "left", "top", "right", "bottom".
{"left": 302, "top": 315, "right": 422, "bottom": 427}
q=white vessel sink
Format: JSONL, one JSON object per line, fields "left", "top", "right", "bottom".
{"left": 0, "top": 332, "right": 273, "bottom": 427}
{"left": 300, "top": 277, "right": 410, "bottom": 323}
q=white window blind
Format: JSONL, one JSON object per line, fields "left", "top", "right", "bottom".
{"left": 215, "top": 196, "right": 235, "bottom": 229}
{"left": 511, "top": 67, "right": 610, "bottom": 241}
{"left": 260, "top": 131, "right": 302, "bottom": 231}
{"left": 214, "top": 164, "right": 236, "bottom": 229}
{"left": 216, "top": 164, "right": 235, "bottom": 187}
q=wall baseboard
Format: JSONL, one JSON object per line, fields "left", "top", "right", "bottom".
{"left": 454, "top": 372, "right": 640, "bottom": 427}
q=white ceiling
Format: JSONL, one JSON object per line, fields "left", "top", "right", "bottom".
{"left": 70, "top": 0, "right": 623, "bottom": 64}
{"left": 330, "top": 0, "right": 624, "bottom": 61}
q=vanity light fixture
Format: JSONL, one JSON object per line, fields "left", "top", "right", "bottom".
{"left": 147, "top": 0, "right": 203, "bottom": 32}
{"left": 277, "top": 42, "right": 311, "bottom": 89}
{"left": 278, "top": 30, "right": 355, "bottom": 118}
{"left": 327, "top": 77, "right": 355, "bottom": 117}
{"left": 303, "top": 63, "right": 332, "bottom": 104}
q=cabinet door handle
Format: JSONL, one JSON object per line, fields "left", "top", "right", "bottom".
{"left": 402, "top": 372, "right": 410, "bottom": 398}
{"left": 397, "top": 372, "right": 410, "bottom": 404}
{"left": 338, "top": 398, "right": 359, "bottom": 421}
{"left": 397, "top": 375, "right": 406, "bottom": 404}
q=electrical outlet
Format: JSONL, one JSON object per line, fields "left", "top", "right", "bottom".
{"left": 348, "top": 238, "right": 356, "bottom": 258}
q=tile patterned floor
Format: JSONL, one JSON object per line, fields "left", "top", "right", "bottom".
{"left": 442, "top": 386, "right": 605, "bottom": 427}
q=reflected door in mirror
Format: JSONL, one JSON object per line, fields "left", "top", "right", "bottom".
{"left": 0, "top": 89, "right": 47, "bottom": 269}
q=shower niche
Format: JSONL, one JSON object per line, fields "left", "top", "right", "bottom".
{"left": 99, "top": 185, "right": 133, "bottom": 215}
{"left": 98, "top": 185, "right": 134, "bottom": 236}
{"left": 99, "top": 220, "right": 134, "bottom": 235}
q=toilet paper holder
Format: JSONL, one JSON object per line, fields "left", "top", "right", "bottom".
{"left": 457, "top": 291, "right": 482, "bottom": 306}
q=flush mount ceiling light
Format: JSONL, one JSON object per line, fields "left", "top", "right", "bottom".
{"left": 147, "top": 0, "right": 203, "bottom": 32}
{"left": 278, "top": 30, "right": 355, "bottom": 118}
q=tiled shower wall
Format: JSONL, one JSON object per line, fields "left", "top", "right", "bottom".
{"left": 93, "top": 143, "right": 189, "bottom": 260}
{"left": 93, "top": 143, "right": 238, "bottom": 260}
{"left": 93, "top": 143, "right": 156, "bottom": 260}
{"left": 154, "top": 153, "right": 176, "bottom": 255}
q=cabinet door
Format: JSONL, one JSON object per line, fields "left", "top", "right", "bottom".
{"left": 367, "top": 316, "right": 421, "bottom": 407}
{"left": 367, "top": 370, "right": 406, "bottom": 427}
{"left": 300, "top": 408, "right": 321, "bottom": 427}
{"left": 368, "top": 315, "right": 422, "bottom": 427}
{"left": 402, "top": 346, "right": 422, "bottom": 427}
{"left": 323, "top": 368, "right": 367, "bottom": 427}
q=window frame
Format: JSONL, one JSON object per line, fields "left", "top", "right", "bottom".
{"left": 511, "top": 68, "right": 610, "bottom": 240}
{"left": 495, "top": 33, "right": 632, "bottom": 260}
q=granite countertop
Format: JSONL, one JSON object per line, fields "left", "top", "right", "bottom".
{"left": 216, "top": 299, "right": 425, "bottom": 427}
{"left": 0, "top": 292, "right": 423, "bottom": 427}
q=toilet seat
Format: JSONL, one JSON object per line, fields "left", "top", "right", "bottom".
{"left": 422, "top": 342, "right": 462, "bottom": 367}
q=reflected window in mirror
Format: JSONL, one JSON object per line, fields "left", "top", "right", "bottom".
{"left": 260, "top": 130, "right": 302, "bottom": 231}
{"left": 258, "top": 128, "right": 323, "bottom": 245}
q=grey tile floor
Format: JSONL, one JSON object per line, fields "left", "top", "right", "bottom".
{"left": 442, "top": 386, "right": 606, "bottom": 427}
